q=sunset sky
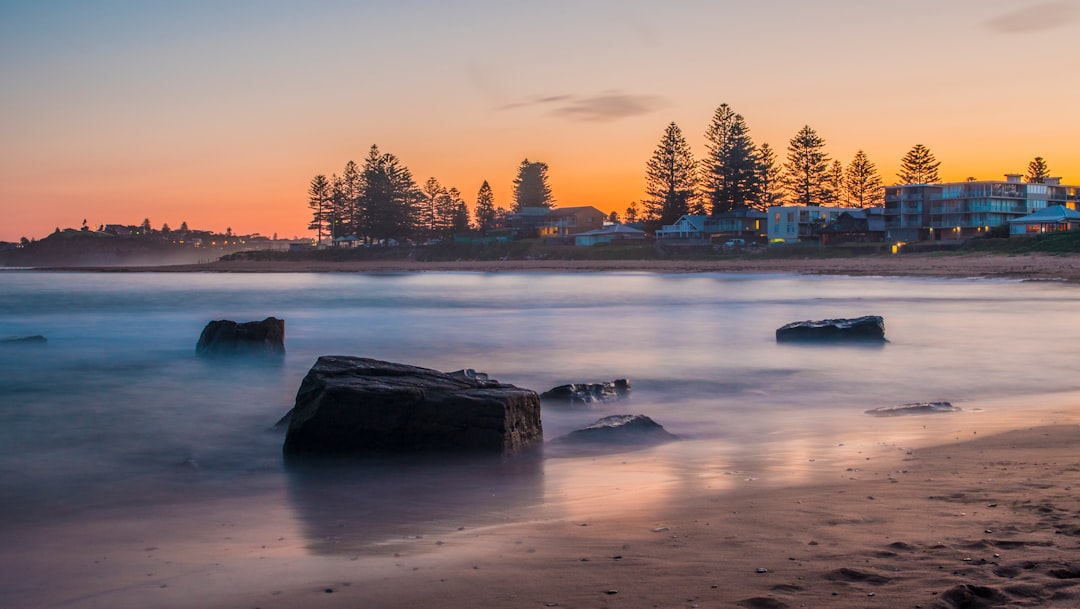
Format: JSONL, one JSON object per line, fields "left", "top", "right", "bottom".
{"left": 2, "top": 0, "right": 1079, "bottom": 242}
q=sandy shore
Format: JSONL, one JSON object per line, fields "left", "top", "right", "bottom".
{"left": 59, "top": 252, "right": 1080, "bottom": 282}
{"left": 244, "top": 423, "right": 1080, "bottom": 609}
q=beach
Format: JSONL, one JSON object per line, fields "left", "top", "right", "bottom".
{"left": 6, "top": 258, "right": 1080, "bottom": 609}
{"left": 74, "top": 251, "right": 1080, "bottom": 283}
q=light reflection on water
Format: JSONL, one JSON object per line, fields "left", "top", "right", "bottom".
{"left": 2, "top": 270, "right": 1080, "bottom": 552}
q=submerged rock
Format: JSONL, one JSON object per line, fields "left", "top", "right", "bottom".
{"left": 776, "top": 316, "right": 886, "bottom": 343}
{"left": 196, "top": 317, "right": 285, "bottom": 357}
{"left": 0, "top": 335, "right": 47, "bottom": 345}
{"left": 282, "top": 356, "right": 543, "bottom": 457}
{"left": 865, "top": 401, "right": 960, "bottom": 417}
{"left": 554, "top": 414, "right": 677, "bottom": 446}
{"left": 540, "top": 379, "right": 630, "bottom": 407}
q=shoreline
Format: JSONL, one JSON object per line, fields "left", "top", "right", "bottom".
{"left": 20, "top": 251, "right": 1080, "bottom": 282}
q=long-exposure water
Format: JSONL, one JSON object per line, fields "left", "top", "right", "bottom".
{"left": 3, "top": 270, "right": 1080, "bottom": 608}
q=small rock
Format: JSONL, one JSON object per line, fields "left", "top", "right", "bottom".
{"left": 756, "top": 568, "right": 768, "bottom": 574}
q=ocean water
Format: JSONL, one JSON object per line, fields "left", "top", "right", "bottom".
{"left": 3, "top": 270, "right": 1080, "bottom": 607}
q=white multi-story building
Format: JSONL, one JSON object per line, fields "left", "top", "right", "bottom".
{"left": 766, "top": 206, "right": 843, "bottom": 244}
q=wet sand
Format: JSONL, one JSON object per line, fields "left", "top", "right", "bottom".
{"left": 245, "top": 423, "right": 1080, "bottom": 609}
{"left": 69, "top": 252, "right": 1080, "bottom": 282}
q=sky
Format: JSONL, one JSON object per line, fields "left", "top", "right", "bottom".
{"left": 2, "top": 0, "right": 1079, "bottom": 242}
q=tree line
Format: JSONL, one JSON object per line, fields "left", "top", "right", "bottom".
{"left": 307, "top": 147, "right": 555, "bottom": 245}
{"left": 639, "top": 103, "right": 1056, "bottom": 226}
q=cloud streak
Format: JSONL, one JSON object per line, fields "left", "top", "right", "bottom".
{"left": 498, "top": 92, "right": 665, "bottom": 122}
{"left": 984, "top": 1, "right": 1080, "bottom": 34}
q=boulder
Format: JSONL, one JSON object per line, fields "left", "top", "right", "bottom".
{"left": 1, "top": 335, "right": 47, "bottom": 345}
{"left": 196, "top": 317, "right": 285, "bottom": 356}
{"left": 554, "top": 414, "right": 677, "bottom": 446}
{"left": 282, "top": 356, "right": 543, "bottom": 457}
{"left": 776, "top": 315, "right": 886, "bottom": 343}
{"left": 865, "top": 401, "right": 960, "bottom": 417}
{"left": 540, "top": 379, "right": 630, "bottom": 407}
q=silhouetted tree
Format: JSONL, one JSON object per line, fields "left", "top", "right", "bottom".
{"left": 754, "top": 143, "right": 783, "bottom": 210}
{"left": 624, "top": 201, "right": 639, "bottom": 223}
{"left": 1027, "top": 156, "right": 1051, "bottom": 183}
{"left": 338, "top": 161, "right": 363, "bottom": 235}
{"left": 783, "top": 126, "right": 830, "bottom": 205}
{"left": 307, "top": 174, "right": 332, "bottom": 245}
{"left": 844, "top": 150, "right": 883, "bottom": 207}
{"left": 161, "top": 222, "right": 171, "bottom": 234}
{"left": 824, "top": 160, "right": 845, "bottom": 206}
{"left": 225, "top": 227, "right": 233, "bottom": 237}
{"left": 420, "top": 177, "right": 445, "bottom": 238}
{"left": 451, "top": 197, "right": 471, "bottom": 234}
{"left": 474, "top": 181, "right": 496, "bottom": 232}
{"left": 897, "top": 144, "right": 941, "bottom": 184}
{"left": 512, "top": 159, "right": 554, "bottom": 210}
{"left": 358, "top": 145, "right": 419, "bottom": 242}
{"left": 180, "top": 221, "right": 189, "bottom": 232}
{"left": 608, "top": 211, "right": 619, "bottom": 223}
{"left": 644, "top": 122, "right": 699, "bottom": 224}
{"left": 141, "top": 218, "right": 152, "bottom": 234}
{"left": 434, "top": 186, "right": 464, "bottom": 237}
{"left": 703, "top": 104, "right": 759, "bottom": 214}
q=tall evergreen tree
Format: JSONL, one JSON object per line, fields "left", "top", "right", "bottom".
{"left": 624, "top": 201, "right": 640, "bottom": 223}
{"left": 474, "top": 181, "right": 496, "bottom": 232}
{"left": 703, "top": 104, "right": 759, "bottom": 214}
{"left": 1027, "top": 156, "right": 1051, "bottom": 183}
{"left": 897, "top": 144, "right": 941, "bottom": 184}
{"left": 644, "top": 122, "right": 699, "bottom": 225}
{"left": 420, "top": 177, "right": 445, "bottom": 238}
{"left": 451, "top": 196, "right": 471, "bottom": 235}
{"left": 754, "top": 142, "right": 783, "bottom": 210}
{"left": 512, "top": 159, "right": 555, "bottom": 210}
{"left": 823, "top": 160, "right": 845, "bottom": 206}
{"left": 434, "top": 186, "right": 462, "bottom": 237}
{"left": 358, "top": 145, "right": 419, "bottom": 242}
{"left": 338, "top": 161, "right": 363, "bottom": 234}
{"left": 307, "top": 174, "right": 332, "bottom": 245}
{"left": 782, "top": 125, "right": 830, "bottom": 205}
{"left": 844, "top": 150, "right": 883, "bottom": 207}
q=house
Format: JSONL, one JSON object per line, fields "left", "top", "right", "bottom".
{"left": 573, "top": 224, "right": 647, "bottom": 246}
{"left": 504, "top": 207, "right": 553, "bottom": 237}
{"left": 883, "top": 175, "right": 1080, "bottom": 242}
{"left": 1008, "top": 205, "right": 1080, "bottom": 236}
{"left": 817, "top": 208, "right": 886, "bottom": 245}
{"left": 537, "top": 206, "right": 606, "bottom": 238}
{"left": 767, "top": 206, "right": 843, "bottom": 244}
{"left": 655, "top": 210, "right": 767, "bottom": 243}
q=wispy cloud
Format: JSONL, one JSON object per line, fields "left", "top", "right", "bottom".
{"left": 984, "top": 1, "right": 1080, "bottom": 34}
{"left": 499, "top": 91, "right": 665, "bottom": 122}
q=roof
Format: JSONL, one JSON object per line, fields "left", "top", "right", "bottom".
{"left": 575, "top": 224, "right": 646, "bottom": 237}
{"left": 545, "top": 206, "right": 604, "bottom": 218}
{"left": 1008, "top": 205, "right": 1080, "bottom": 224}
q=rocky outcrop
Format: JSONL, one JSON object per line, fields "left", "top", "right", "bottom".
{"left": 865, "top": 401, "right": 960, "bottom": 417}
{"left": 776, "top": 316, "right": 886, "bottom": 343}
{"left": 0, "top": 335, "right": 47, "bottom": 345}
{"left": 282, "top": 356, "right": 543, "bottom": 457}
{"left": 196, "top": 317, "right": 285, "bottom": 356}
{"left": 540, "top": 379, "right": 630, "bottom": 407}
{"left": 553, "top": 414, "right": 677, "bottom": 446}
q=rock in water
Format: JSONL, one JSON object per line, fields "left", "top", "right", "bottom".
{"left": 555, "top": 414, "right": 677, "bottom": 446}
{"left": 540, "top": 379, "right": 630, "bottom": 407}
{"left": 0, "top": 335, "right": 47, "bottom": 345}
{"left": 865, "top": 401, "right": 960, "bottom": 417}
{"left": 196, "top": 317, "right": 285, "bottom": 356}
{"left": 775, "top": 316, "right": 886, "bottom": 343}
{"left": 282, "top": 356, "right": 543, "bottom": 457}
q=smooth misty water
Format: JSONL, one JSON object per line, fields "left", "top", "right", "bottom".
{"left": 3, "top": 270, "right": 1080, "bottom": 607}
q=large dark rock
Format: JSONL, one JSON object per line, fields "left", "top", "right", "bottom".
{"left": 196, "top": 317, "right": 285, "bottom": 356}
{"left": 282, "top": 356, "right": 543, "bottom": 457}
{"left": 540, "top": 379, "right": 630, "bottom": 407}
{"left": 1, "top": 335, "right": 47, "bottom": 345}
{"left": 554, "top": 414, "right": 677, "bottom": 446}
{"left": 776, "top": 315, "right": 886, "bottom": 343}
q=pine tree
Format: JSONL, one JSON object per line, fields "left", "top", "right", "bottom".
{"left": 1027, "top": 156, "right": 1051, "bottom": 183}
{"left": 339, "top": 161, "right": 363, "bottom": 234}
{"left": 844, "top": 150, "right": 883, "bottom": 207}
{"left": 474, "top": 181, "right": 496, "bottom": 232}
{"left": 644, "top": 122, "right": 698, "bottom": 225}
{"left": 512, "top": 159, "right": 555, "bottom": 211}
{"left": 451, "top": 198, "right": 471, "bottom": 234}
{"left": 897, "top": 144, "right": 941, "bottom": 184}
{"left": 823, "top": 160, "right": 845, "bottom": 206}
{"left": 420, "top": 177, "right": 445, "bottom": 239}
{"left": 783, "top": 125, "right": 830, "bottom": 205}
{"left": 624, "top": 201, "right": 639, "bottom": 223}
{"left": 358, "top": 145, "right": 419, "bottom": 242}
{"left": 754, "top": 143, "right": 783, "bottom": 210}
{"left": 703, "top": 104, "right": 759, "bottom": 214}
{"left": 434, "top": 186, "right": 462, "bottom": 237}
{"left": 179, "top": 221, "right": 189, "bottom": 232}
{"left": 307, "top": 174, "right": 332, "bottom": 245}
